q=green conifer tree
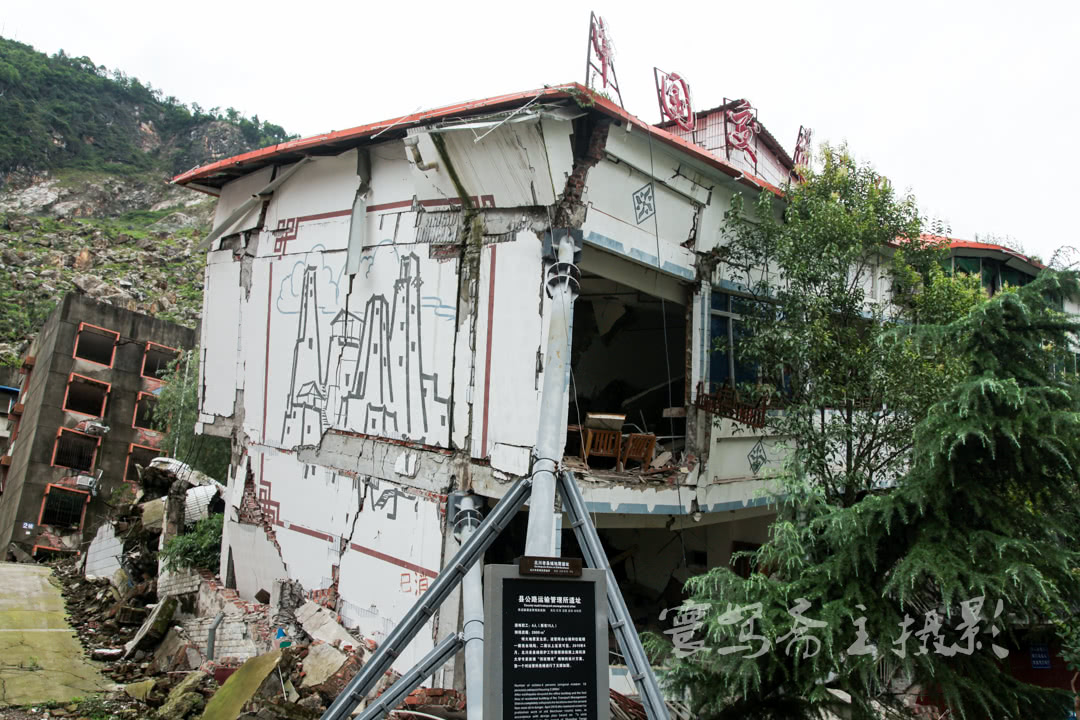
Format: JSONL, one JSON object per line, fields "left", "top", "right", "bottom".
{"left": 655, "top": 149, "right": 1080, "bottom": 719}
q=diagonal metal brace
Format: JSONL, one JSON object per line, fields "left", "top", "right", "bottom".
{"left": 558, "top": 470, "right": 671, "bottom": 720}
{"left": 353, "top": 633, "right": 465, "bottom": 720}
{"left": 320, "top": 474, "right": 533, "bottom": 720}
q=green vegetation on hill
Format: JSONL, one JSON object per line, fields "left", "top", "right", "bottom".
{"left": 0, "top": 36, "right": 293, "bottom": 176}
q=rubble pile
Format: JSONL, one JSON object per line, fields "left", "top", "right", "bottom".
{"left": 54, "top": 547, "right": 471, "bottom": 720}
{"left": 55, "top": 504, "right": 163, "bottom": 683}
{"left": 41, "top": 460, "right": 485, "bottom": 719}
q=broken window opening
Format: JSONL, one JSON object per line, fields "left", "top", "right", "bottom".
{"left": 698, "top": 290, "right": 788, "bottom": 428}
{"left": 133, "top": 392, "right": 160, "bottom": 430}
{"left": 142, "top": 342, "right": 179, "bottom": 380}
{"left": 40, "top": 485, "right": 87, "bottom": 529}
{"left": 566, "top": 273, "right": 687, "bottom": 474}
{"left": 74, "top": 324, "right": 118, "bottom": 367}
{"left": 126, "top": 444, "right": 164, "bottom": 484}
{"left": 53, "top": 429, "right": 98, "bottom": 472}
{"left": 590, "top": 519, "right": 771, "bottom": 648}
{"left": 64, "top": 374, "right": 109, "bottom": 417}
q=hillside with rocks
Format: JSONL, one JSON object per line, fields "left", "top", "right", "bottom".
{"left": 0, "top": 36, "right": 294, "bottom": 364}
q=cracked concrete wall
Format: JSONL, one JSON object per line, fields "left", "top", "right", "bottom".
{"left": 233, "top": 445, "right": 444, "bottom": 675}
{"left": 194, "top": 134, "right": 582, "bottom": 678}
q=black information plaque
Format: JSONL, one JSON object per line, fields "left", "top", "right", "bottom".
{"left": 483, "top": 564, "right": 608, "bottom": 720}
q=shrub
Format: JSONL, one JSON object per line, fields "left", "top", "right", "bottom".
{"left": 160, "top": 513, "right": 223, "bottom": 572}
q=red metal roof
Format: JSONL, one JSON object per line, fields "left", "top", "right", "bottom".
{"left": 171, "top": 82, "right": 782, "bottom": 196}
{"left": 924, "top": 234, "right": 1046, "bottom": 270}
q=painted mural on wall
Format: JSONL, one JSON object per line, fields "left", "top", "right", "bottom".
{"left": 274, "top": 241, "right": 456, "bottom": 450}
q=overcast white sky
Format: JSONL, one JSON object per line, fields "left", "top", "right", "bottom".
{"left": 3, "top": 1, "right": 1077, "bottom": 260}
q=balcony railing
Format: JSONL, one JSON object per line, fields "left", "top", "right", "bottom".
{"left": 693, "top": 381, "right": 767, "bottom": 429}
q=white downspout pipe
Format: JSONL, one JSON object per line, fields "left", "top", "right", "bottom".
{"left": 454, "top": 495, "right": 485, "bottom": 720}
{"left": 525, "top": 236, "right": 580, "bottom": 557}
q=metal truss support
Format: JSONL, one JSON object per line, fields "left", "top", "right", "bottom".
{"left": 322, "top": 467, "right": 671, "bottom": 720}
{"left": 353, "top": 633, "right": 465, "bottom": 720}
{"left": 558, "top": 470, "right": 671, "bottom": 720}
{"left": 320, "top": 475, "right": 533, "bottom": 720}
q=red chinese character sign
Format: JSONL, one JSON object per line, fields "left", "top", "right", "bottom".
{"left": 792, "top": 125, "right": 813, "bottom": 179}
{"left": 585, "top": 12, "right": 624, "bottom": 108}
{"left": 654, "top": 68, "right": 695, "bottom": 132}
{"left": 724, "top": 99, "right": 760, "bottom": 168}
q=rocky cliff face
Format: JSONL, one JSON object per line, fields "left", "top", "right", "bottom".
{"left": 0, "top": 169, "right": 198, "bottom": 219}
{"left": 0, "top": 187, "right": 213, "bottom": 362}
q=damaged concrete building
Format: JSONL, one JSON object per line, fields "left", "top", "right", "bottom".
{"left": 169, "top": 83, "right": 837, "bottom": 690}
{"left": 0, "top": 293, "right": 195, "bottom": 559}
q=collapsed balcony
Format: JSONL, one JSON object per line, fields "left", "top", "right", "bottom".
{"left": 564, "top": 273, "right": 687, "bottom": 480}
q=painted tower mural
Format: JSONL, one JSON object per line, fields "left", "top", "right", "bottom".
{"left": 282, "top": 266, "right": 328, "bottom": 447}
{"left": 281, "top": 251, "right": 451, "bottom": 449}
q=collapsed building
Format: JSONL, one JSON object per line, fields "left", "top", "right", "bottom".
{"left": 171, "top": 82, "right": 1058, "bottom": 698}
{"left": 170, "top": 83, "right": 796, "bottom": 691}
{"left": 0, "top": 294, "right": 195, "bottom": 559}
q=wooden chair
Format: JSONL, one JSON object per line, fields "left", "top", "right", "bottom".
{"left": 618, "top": 433, "right": 657, "bottom": 471}
{"left": 582, "top": 428, "right": 622, "bottom": 466}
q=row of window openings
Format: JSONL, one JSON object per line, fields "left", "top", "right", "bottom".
{"left": 52, "top": 429, "right": 162, "bottom": 482}
{"left": 948, "top": 255, "right": 1034, "bottom": 294}
{"left": 709, "top": 268, "right": 1044, "bottom": 393}
{"left": 73, "top": 324, "right": 178, "bottom": 378}
{"left": 63, "top": 377, "right": 159, "bottom": 429}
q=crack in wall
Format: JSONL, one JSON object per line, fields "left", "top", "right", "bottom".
{"left": 553, "top": 119, "right": 610, "bottom": 228}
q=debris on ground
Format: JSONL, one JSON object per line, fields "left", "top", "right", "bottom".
{"left": 29, "top": 461, "right": 681, "bottom": 720}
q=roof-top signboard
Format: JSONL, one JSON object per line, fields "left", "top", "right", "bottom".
{"left": 654, "top": 68, "right": 694, "bottom": 132}
{"left": 586, "top": 12, "right": 624, "bottom": 108}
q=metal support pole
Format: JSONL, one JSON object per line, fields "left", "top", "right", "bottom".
{"left": 206, "top": 611, "right": 225, "bottom": 661}
{"left": 353, "top": 633, "right": 465, "bottom": 720}
{"left": 453, "top": 495, "right": 485, "bottom": 720}
{"left": 320, "top": 475, "right": 533, "bottom": 720}
{"left": 558, "top": 471, "right": 670, "bottom": 720}
{"left": 525, "top": 236, "right": 580, "bottom": 557}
